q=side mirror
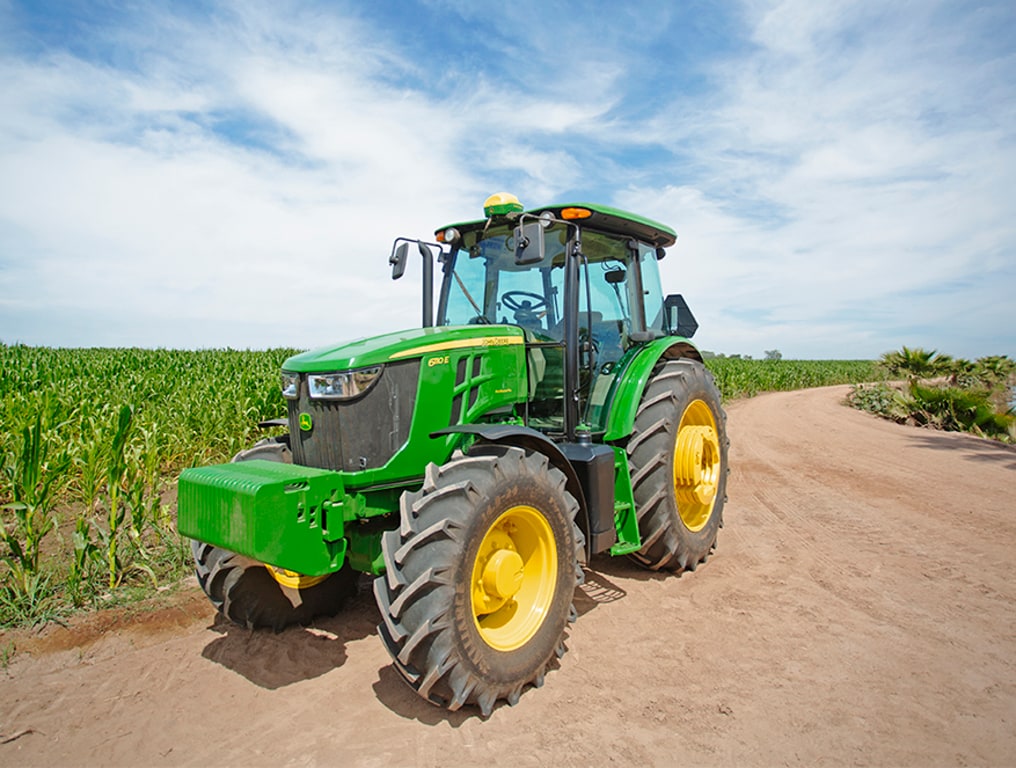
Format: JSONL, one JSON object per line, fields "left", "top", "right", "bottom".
{"left": 514, "top": 220, "right": 546, "bottom": 265}
{"left": 664, "top": 294, "right": 698, "bottom": 338}
{"left": 389, "top": 242, "right": 409, "bottom": 280}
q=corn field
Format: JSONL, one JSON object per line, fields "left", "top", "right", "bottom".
{"left": 705, "top": 357, "right": 882, "bottom": 399}
{"left": 0, "top": 345, "right": 297, "bottom": 626}
{"left": 0, "top": 345, "right": 880, "bottom": 628}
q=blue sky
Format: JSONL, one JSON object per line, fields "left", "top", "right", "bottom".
{"left": 1, "top": 0, "right": 1014, "bottom": 359}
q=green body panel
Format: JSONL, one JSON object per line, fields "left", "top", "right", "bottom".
{"left": 177, "top": 460, "right": 348, "bottom": 576}
{"left": 343, "top": 486, "right": 402, "bottom": 574}
{"left": 302, "top": 325, "right": 528, "bottom": 490}
{"left": 346, "top": 523, "right": 386, "bottom": 574}
{"left": 283, "top": 324, "right": 527, "bottom": 373}
{"left": 601, "top": 336, "right": 696, "bottom": 442}
{"left": 609, "top": 447, "right": 641, "bottom": 554}
{"left": 178, "top": 460, "right": 404, "bottom": 577}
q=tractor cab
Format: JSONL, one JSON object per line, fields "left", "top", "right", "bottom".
{"left": 395, "top": 193, "right": 696, "bottom": 436}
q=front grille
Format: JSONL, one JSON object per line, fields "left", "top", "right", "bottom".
{"left": 289, "top": 361, "right": 420, "bottom": 472}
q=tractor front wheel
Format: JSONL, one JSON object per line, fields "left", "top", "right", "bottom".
{"left": 374, "top": 445, "right": 582, "bottom": 717}
{"left": 192, "top": 541, "right": 357, "bottom": 631}
{"left": 190, "top": 437, "right": 357, "bottom": 631}
{"left": 627, "top": 358, "right": 728, "bottom": 572}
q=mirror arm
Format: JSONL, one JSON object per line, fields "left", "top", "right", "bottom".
{"left": 389, "top": 237, "right": 443, "bottom": 327}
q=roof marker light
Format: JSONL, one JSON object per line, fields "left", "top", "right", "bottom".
{"left": 560, "top": 207, "right": 592, "bottom": 220}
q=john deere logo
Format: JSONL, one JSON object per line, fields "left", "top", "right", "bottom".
{"left": 299, "top": 413, "right": 313, "bottom": 432}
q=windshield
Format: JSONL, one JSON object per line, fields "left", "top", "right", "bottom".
{"left": 439, "top": 223, "right": 568, "bottom": 337}
{"left": 438, "top": 223, "right": 654, "bottom": 339}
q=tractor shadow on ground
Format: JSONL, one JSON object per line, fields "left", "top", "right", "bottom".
{"left": 370, "top": 643, "right": 570, "bottom": 725}
{"left": 371, "top": 664, "right": 477, "bottom": 726}
{"left": 574, "top": 562, "right": 631, "bottom": 617}
{"left": 580, "top": 552, "right": 687, "bottom": 587}
{"left": 198, "top": 561, "right": 668, "bottom": 718}
{"left": 372, "top": 561, "right": 646, "bottom": 724}
{"left": 905, "top": 430, "right": 1016, "bottom": 470}
{"left": 200, "top": 577, "right": 380, "bottom": 690}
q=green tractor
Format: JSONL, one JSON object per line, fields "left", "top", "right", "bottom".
{"left": 177, "top": 193, "right": 728, "bottom": 716}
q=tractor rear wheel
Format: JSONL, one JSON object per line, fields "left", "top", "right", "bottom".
{"left": 374, "top": 445, "right": 582, "bottom": 717}
{"left": 627, "top": 358, "right": 728, "bottom": 572}
{"left": 190, "top": 437, "right": 357, "bottom": 631}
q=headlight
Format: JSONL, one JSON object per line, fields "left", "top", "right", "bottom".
{"left": 281, "top": 371, "right": 300, "bottom": 399}
{"left": 307, "top": 366, "right": 383, "bottom": 400}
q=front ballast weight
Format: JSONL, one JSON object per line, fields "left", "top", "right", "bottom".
{"left": 178, "top": 445, "right": 363, "bottom": 631}
{"left": 178, "top": 460, "right": 351, "bottom": 578}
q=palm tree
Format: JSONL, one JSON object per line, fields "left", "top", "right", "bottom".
{"left": 973, "top": 355, "right": 1016, "bottom": 388}
{"left": 972, "top": 355, "right": 1016, "bottom": 412}
{"left": 879, "top": 346, "right": 953, "bottom": 383}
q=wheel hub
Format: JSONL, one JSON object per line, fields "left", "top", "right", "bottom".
{"left": 482, "top": 548, "right": 525, "bottom": 600}
{"left": 470, "top": 505, "right": 558, "bottom": 652}
{"left": 674, "top": 424, "right": 720, "bottom": 506}
{"left": 671, "top": 398, "right": 722, "bottom": 532}
{"left": 265, "top": 565, "right": 329, "bottom": 590}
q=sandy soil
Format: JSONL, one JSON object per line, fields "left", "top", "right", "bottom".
{"left": 2, "top": 385, "right": 1015, "bottom": 767}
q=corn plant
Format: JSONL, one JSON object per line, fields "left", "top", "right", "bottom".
{"left": 67, "top": 514, "right": 102, "bottom": 607}
{"left": 102, "top": 405, "right": 133, "bottom": 589}
{"left": 0, "top": 571, "right": 59, "bottom": 628}
{"left": 0, "top": 345, "right": 298, "bottom": 624}
{"left": 1, "top": 416, "right": 70, "bottom": 593}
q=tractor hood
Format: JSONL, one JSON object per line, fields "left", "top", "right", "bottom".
{"left": 282, "top": 325, "right": 527, "bottom": 373}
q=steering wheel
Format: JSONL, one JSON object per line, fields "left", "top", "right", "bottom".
{"left": 501, "top": 291, "right": 547, "bottom": 312}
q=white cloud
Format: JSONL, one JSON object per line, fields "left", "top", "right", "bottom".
{"left": 0, "top": 0, "right": 1013, "bottom": 362}
{"left": 0, "top": 5, "right": 486, "bottom": 348}
{"left": 620, "top": 0, "right": 1016, "bottom": 358}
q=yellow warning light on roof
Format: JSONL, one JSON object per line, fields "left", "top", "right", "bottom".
{"left": 483, "top": 192, "right": 524, "bottom": 218}
{"left": 561, "top": 207, "right": 592, "bottom": 220}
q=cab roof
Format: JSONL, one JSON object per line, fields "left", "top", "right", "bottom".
{"left": 437, "top": 201, "right": 677, "bottom": 249}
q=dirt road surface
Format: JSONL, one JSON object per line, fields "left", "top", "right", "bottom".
{"left": 2, "top": 385, "right": 1015, "bottom": 767}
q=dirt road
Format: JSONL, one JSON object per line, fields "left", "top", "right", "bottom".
{"left": 3, "top": 385, "right": 1015, "bottom": 767}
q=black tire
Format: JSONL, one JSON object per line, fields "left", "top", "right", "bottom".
{"left": 373, "top": 445, "right": 582, "bottom": 717}
{"left": 627, "top": 358, "right": 728, "bottom": 572}
{"left": 190, "top": 436, "right": 357, "bottom": 631}
{"left": 191, "top": 540, "right": 357, "bottom": 631}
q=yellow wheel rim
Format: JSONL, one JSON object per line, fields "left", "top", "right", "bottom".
{"left": 672, "top": 399, "right": 722, "bottom": 532}
{"left": 265, "top": 566, "right": 329, "bottom": 590}
{"left": 471, "top": 505, "right": 557, "bottom": 652}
